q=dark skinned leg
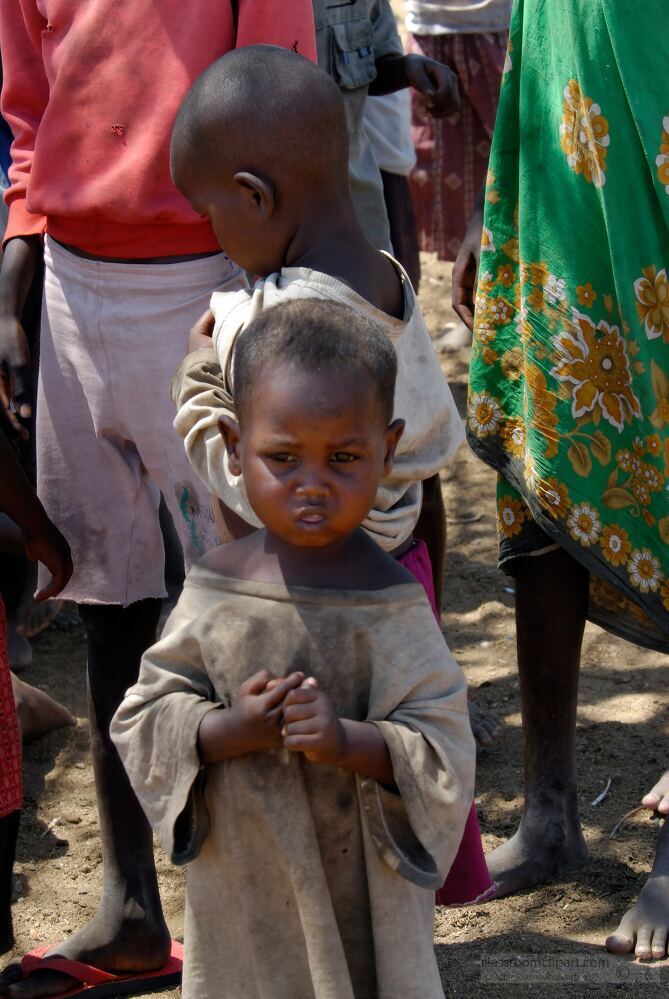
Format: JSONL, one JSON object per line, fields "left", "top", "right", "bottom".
{"left": 1, "top": 599, "right": 170, "bottom": 999}
{"left": 486, "top": 546, "right": 589, "bottom": 896}
{"left": 0, "top": 812, "right": 20, "bottom": 957}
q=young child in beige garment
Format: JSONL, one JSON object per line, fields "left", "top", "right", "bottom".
{"left": 112, "top": 300, "right": 474, "bottom": 999}
{"left": 169, "top": 44, "right": 495, "bottom": 906}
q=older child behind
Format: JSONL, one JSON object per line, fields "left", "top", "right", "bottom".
{"left": 112, "top": 301, "right": 474, "bottom": 999}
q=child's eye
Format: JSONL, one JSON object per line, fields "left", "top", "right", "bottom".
{"left": 267, "top": 452, "right": 297, "bottom": 464}
{"left": 330, "top": 452, "right": 357, "bottom": 463}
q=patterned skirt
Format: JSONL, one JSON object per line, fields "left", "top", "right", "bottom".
{"left": 408, "top": 30, "right": 507, "bottom": 261}
{"left": 0, "top": 598, "right": 22, "bottom": 816}
{"left": 467, "top": 0, "right": 669, "bottom": 652}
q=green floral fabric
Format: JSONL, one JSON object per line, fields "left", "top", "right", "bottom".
{"left": 467, "top": 0, "right": 669, "bottom": 651}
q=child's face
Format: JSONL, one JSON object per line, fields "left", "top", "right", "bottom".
{"left": 220, "top": 365, "right": 403, "bottom": 550}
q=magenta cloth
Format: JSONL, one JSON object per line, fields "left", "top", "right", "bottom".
{"left": 0, "top": 598, "right": 22, "bottom": 817}
{"left": 399, "top": 541, "right": 494, "bottom": 905}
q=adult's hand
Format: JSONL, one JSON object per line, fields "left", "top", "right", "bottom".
{"left": 452, "top": 202, "right": 484, "bottom": 331}
{"left": 404, "top": 54, "right": 461, "bottom": 118}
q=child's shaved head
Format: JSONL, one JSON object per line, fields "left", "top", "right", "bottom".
{"left": 233, "top": 300, "right": 397, "bottom": 425}
{"left": 171, "top": 45, "right": 349, "bottom": 191}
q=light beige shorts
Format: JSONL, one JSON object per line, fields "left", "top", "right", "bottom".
{"left": 37, "top": 236, "right": 244, "bottom": 605}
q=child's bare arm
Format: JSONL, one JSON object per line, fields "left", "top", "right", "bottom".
{"left": 0, "top": 431, "right": 72, "bottom": 597}
{"left": 282, "top": 680, "right": 395, "bottom": 786}
{"left": 197, "top": 669, "right": 305, "bottom": 763}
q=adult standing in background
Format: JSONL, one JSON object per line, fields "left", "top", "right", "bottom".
{"left": 407, "top": 0, "right": 511, "bottom": 263}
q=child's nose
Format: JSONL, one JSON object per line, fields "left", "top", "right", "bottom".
{"left": 294, "top": 471, "right": 329, "bottom": 498}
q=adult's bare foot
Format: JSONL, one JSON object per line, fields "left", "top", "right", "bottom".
{"left": 0, "top": 901, "right": 171, "bottom": 998}
{"left": 11, "top": 674, "right": 75, "bottom": 743}
{"left": 486, "top": 808, "right": 589, "bottom": 898}
{"left": 15, "top": 598, "right": 63, "bottom": 639}
{"left": 468, "top": 701, "right": 502, "bottom": 749}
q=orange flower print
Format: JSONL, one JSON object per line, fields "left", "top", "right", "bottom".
{"left": 567, "top": 502, "right": 601, "bottom": 547}
{"left": 656, "top": 116, "right": 669, "bottom": 195}
{"left": 646, "top": 433, "right": 662, "bottom": 457}
{"left": 658, "top": 398, "right": 669, "bottom": 425}
{"left": 497, "top": 495, "right": 525, "bottom": 538}
{"left": 501, "top": 346, "right": 525, "bottom": 381}
{"left": 482, "top": 347, "right": 499, "bottom": 365}
{"left": 527, "top": 286, "right": 545, "bottom": 312}
{"left": 634, "top": 265, "right": 669, "bottom": 343}
{"left": 488, "top": 297, "right": 514, "bottom": 326}
{"left": 600, "top": 525, "right": 631, "bottom": 567}
{"left": 627, "top": 548, "right": 662, "bottom": 593}
{"left": 468, "top": 392, "right": 503, "bottom": 437}
{"left": 551, "top": 312, "right": 642, "bottom": 432}
{"left": 481, "top": 227, "right": 496, "bottom": 253}
{"left": 559, "top": 80, "right": 610, "bottom": 187}
{"left": 576, "top": 283, "right": 597, "bottom": 308}
{"left": 537, "top": 477, "right": 571, "bottom": 519}
{"left": 500, "top": 417, "right": 526, "bottom": 458}
{"left": 497, "top": 263, "right": 516, "bottom": 288}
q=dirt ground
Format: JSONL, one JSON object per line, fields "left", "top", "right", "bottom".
{"left": 7, "top": 254, "right": 669, "bottom": 997}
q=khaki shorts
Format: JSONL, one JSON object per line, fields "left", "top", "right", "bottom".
{"left": 37, "top": 237, "right": 244, "bottom": 605}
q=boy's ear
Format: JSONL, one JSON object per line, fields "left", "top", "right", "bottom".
{"left": 218, "top": 415, "right": 242, "bottom": 475}
{"left": 234, "top": 171, "right": 275, "bottom": 217}
{"left": 383, "top": 418, "right": 405, "bottom": 474}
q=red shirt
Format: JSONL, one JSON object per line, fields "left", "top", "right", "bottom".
{"left": 0, "top": 1, "right": 316, "bottom": 257}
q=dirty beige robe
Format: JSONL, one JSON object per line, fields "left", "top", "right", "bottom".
{"left": 112, "top": 566, "right": 475, "bottom": 999}
{"left": 171, "top": 255, "right": 465, "bottom": 553}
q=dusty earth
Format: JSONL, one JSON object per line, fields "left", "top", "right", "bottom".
{"left": 6, "top": 254, "right": 669, "bottom": 998}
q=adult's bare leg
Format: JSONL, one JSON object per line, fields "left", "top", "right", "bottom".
{"left": 1, "top": 599, "right": 170, "bottom": 999}
{"left": 486, "top": 546, "right": 589, "bottom": 896}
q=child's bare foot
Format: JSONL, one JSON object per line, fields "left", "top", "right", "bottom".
{"left": 606, "top": 776, "right": 669, "bottom": 960}
{"left": 11, "top": 673, "right": 75, "bottom": 742}
{"left": 486, "top": 805, "right": 589, "bottom": 897}
{"left": 468, "top": 701, "right": 502, "bottom": 749}
{"left": 606, "top": 875, "right": 669, "bottom": 960}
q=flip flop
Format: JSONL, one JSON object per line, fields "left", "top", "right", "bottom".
{"left": 18, "top": 940, "right": 183, "bottom": 997}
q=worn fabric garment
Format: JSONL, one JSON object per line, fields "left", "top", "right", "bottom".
{"left": 0, "top": 0, "right": 316, "bottom": 256}
{"left": 406, "top": 0, "right": 512, "bottom": 35}
{"left": 172, "top": 255, "right": 464, "bottom": 553}
{"left": 408, "top": 30, "right": 507, "bottom": 261}
{"left": 314, "top": 0, "right": 403, "bottom": 251}
{"left": 364, "top": 91, "right": 416, "bottom": 177}
{"left": 36, "top": 238, "right": 246, "bottom": 605}
{"left": 399, "top": 542, "right": 493, "bottom": 906}
{"left": 0, "top": 599, "right": 21, "bottom": 817}
{"left": 468, "top": 0, "right": 669, "bottom": 651}
{"left": 112, "top": 566, "right": 474, "bottom": 999}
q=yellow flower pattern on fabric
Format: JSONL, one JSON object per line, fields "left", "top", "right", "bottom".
{"left": 550, "top": 313, "right": 641, "bottom": 431}
{"left": 600, "top": 525, "right": 631, "bottom": 567}
{"left": 559, "top": 80, "right": 610, "bottom": 187}
{"left": 567, "top": 502, "right": 601, "bottom": 547}
{"left": 497, "top": 495, "right": 525, "bottom": 538}
{"left": 634, "top": 266, "right": 669, "bottom": 343}
{"left": 656, "top": 116, "right": 669, "bottom": 195}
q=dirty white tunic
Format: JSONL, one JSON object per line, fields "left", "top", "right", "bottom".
{"left": 112, "top": 566, "right": 474, "bottom": 998}
{"left": 171, "top": 255, "right": 465, "bottom": 553}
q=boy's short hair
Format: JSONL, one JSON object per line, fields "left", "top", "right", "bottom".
{"left": 233, "top": 300, "right": 397, "bottom": 424}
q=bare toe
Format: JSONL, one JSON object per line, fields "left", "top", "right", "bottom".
{"left": 651, "top": 926, "right": 668, "bottom": 959}
{"left": 642, "top": 770, "right": 669, "bottom": 814}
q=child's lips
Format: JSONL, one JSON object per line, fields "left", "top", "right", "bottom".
{"left": 296, "top": 509, "right": 327, "bottom": 525}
